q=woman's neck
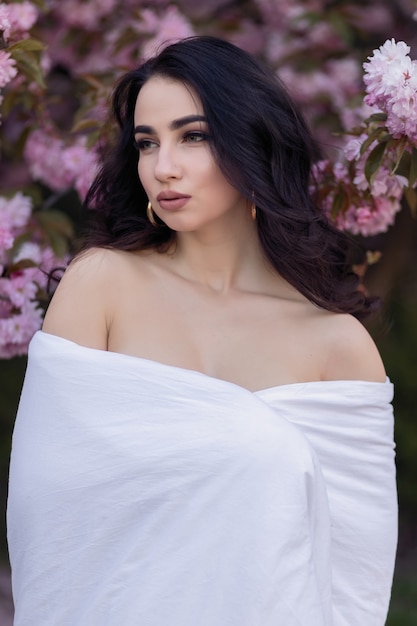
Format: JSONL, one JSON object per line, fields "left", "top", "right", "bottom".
{"left": 170, "top": 217, "right": 272, "bottom": 295}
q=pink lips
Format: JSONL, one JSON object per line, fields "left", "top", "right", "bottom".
{"left": 156, "top": 191, "right": 191, "bottom": 211}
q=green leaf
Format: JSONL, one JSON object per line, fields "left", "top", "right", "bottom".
{"left": 36, "top": 210, "right": 75, "bottom": 241}
{"left": 28, "top": 0, "right": 48, "bottom": 10}
{"left": 71, "top": 118, "right": 101, "bottom": 134}
{"left": 46, "top": 232, "right": 70, "bottom": 258}
{"left": 391, "top": 136, "right": 408, "bottom": 175}
{"left": 0, "top": 89, "right": 18, "bottom": 118}
{"left": 364, "top": 141, "right": 387, "bottom": 184}
{"left": 359, "top": 127, "right": 388, "bottom": 157}
{"left": 6, "top": 259, "right": 38, "bottom": 275}
{"left": 11, "top": 51, "right": 45, "bottom": 88}
{"left": 331, "top": 188, "right": 349, "bottom": 219}
{"left": 8, "top": 38, "right": 46, "bottom": 53}
{"left": 365, "top": 112, "right": 388, "bottom": 124}
{"left": 392, "top": 150, "right": 411, "bottom": 179}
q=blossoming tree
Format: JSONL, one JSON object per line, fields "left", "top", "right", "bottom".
{"left": 1, "top": 0, "right": 417, "bottom": 358}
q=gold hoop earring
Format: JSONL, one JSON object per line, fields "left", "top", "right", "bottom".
{"left": 147, "top": 201, "right": 158, "bottom": 227}
{"left": 250, "top": 191, "right": 257, "bottom": 221}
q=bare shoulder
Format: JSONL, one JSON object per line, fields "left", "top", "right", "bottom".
{"left": 42, "top": 247, "right": 129, "bottom": 349}
{"left": 318, "top": 312, "right": 386, "bottom": 383}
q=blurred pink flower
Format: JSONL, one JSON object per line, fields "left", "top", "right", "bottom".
{"left": 0, "top": 192, "right": 32, "bottom": 230}
{"left": 339, "top": 197, "right": 401, "bottom": 237}
{"left": 0, "top": 4, "right": 11, "bottom": 40}
{"left": 13, "top": 241, "right": 42, "bottom": 265}
{"left": 62, "top": 139, "right": 99, "bottom": 200}
{"left": 314, "top": 155, "right": 406, "bottom": 237}
{"left": 0, "top": 227, "right": 14, "bottom": 252}
{"left": 25, "top": 130, "right": 98, "bottom": 196}
{"left": 343, "top": 137, "right": 365, "bottom": 161}
{"left": 6, "top": 1, "right": 38, "bottom": 34}
{"left": 54, "top": 0, "right": 119, "bottom": 30}
{"left": 0, "top": 196, "right": 68, "bottom": 357}
{"left": 25, "top": 129, "right": 69, "bottom": 190}
{"left": 140, "top": 6, "right": 195, "bottom": 60}
{"left": 0, "top": 300, "right": 43, "bottom": 358}
{"left": 0, "top": 50, "right": 17, "bottom": 88}
{"left": 0, "top": 272, "right": 38, "bottom": 308}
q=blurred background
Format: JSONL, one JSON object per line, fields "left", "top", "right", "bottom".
{"left": 0, "top": 0, "right": 416, "bottom": 623}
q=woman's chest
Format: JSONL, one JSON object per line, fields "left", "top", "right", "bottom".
{"left": 107, "top": 281, "right": 327, "bottom": 391}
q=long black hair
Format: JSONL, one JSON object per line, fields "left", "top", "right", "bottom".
{"left": 84, "top": 35, "right": 378, "bottom": 317}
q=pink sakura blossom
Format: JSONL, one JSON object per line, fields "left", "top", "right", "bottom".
{"left": 354, "top": 163, "right": 408, "bottom": 198}
{"left": 338, "top": 195, "right": 402, "bottom": 237}
{"left": 25, "top": 130, "right": 98, "bottom": 198}
{"left": 0, "top": 50, "right": 17, "bottom": 88}
{"left": 0, "top": 299, "right": 43, "bottom": 358}
{"left": 280, "top": 58, "right": 360, "bottom": 111}
{"left": 349, "top": 4, "right": 393, "bottom": 33}
{"left": 25, "top": 129, "right": 71, "bottom": 191}
{"left": 363, "top": 39, "right": 411, "bottom": 104}
{"left": 53, "top": 0, "right": 119, "bottom": 30}
{"left": 62, "top": 139, "right": 99, "bottom": 200}
{"left": 0, "top": 232, "right": 67, "bottom": 358}
{"left": 0, "top": 227, "right": 14, "bottom": 253}
{"left": 140, "top": 6, "right": 195, "bottom": 60}
{"left": 313, "top": 157, "right": 406, "bottom": 237}
{"left": 6, "top": 1, "right": 38, "bottom": 34}
{"left": 0, "top": 192, "right": 32, "bottom": 231}
{"left": 254, "top": 0, "right": 301, "bottom": 27}
{"left": 12, "top": 243, "right": 68, "bottom": 290}
{"left": 343, "top": 137, "right": 365, "bottom": 161}
{"left": 363, "top": 39, "right": 417, "bottom": 141}
{"left": 0, "top": 272, "right": 38, "bottom": 308}
{"left": 0, "top": 4, "right": 11, "bottom": 40}
{"left": 0, "top": 190, "right": 69, "bottom": 356}
{"left": 13, "top": 241, "right": 42, "bottom": 265}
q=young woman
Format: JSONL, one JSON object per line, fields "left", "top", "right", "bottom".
{"left": 8, "top": 36, "right": 397, "bottom": 626}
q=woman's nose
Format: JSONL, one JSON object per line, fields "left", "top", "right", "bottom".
{"left": 154, "top": 144, "right": 182, "bottom": 181}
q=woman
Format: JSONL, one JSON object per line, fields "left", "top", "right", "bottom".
{"left": 7, "top": 36, "right": 397, "bottom": 625}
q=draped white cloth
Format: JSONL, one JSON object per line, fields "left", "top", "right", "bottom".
{"left": 7, "top": 331, "right": 397, "bottom": 626}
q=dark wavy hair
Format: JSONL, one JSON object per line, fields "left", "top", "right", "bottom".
{"left": 83, "top": 35, "right": 378, "bottom": 318}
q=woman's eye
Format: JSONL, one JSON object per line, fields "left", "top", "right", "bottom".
{"left": 134, "top": 138, "right": 157, "bottom": 151}
{"left": 184, "top": 131, "right": 209, "bottom": 143}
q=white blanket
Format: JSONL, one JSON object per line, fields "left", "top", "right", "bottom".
{"left": 7, "top": 331, "right": 397, "bottom": 626}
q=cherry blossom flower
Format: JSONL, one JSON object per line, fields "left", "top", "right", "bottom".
{"left": 0, "top": 192, "right": 68, "bottom": 357}
{"left": 0, "top": 227, "right": 14, "bottom": 253}
{"left": 363, "top": 39, "right": 417, "bottom": 141}
{"left": 140, "top": 6, "right": 195, "bottom": 60}
{"left": 313, "top": 156, "right": 407, "bottom": 237}
{"left": 25, "top": 131, "right": 98, "bottom": 198}
{"left": 0, "top": 299, "right": 43, "bottom": 358}
{"left": 6, "top": 1, "right": 38, "bottom": 35}
{"left": 0, "top": 192, "right": 32, "bottom": 231}
{"left": 0, "top": 50, "right": 17, "bottom": 88}
{"left": 53, "top": 0, "right": 119, "bottom": 30}
{"left": 0, "top": 273, "right": 38, "bottom": 308}
{"left": 0, "top": 4, "right": 11, "bottom": 40}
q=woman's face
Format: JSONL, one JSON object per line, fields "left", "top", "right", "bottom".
{"left": 133, "top": 76, "right": 247, "bottom": 232}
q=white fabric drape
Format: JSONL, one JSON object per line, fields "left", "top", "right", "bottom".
{"left": 7, "top": 331, "right": 397, "bottom": 626}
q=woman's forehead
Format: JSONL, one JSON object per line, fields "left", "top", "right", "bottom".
{"left": 134, "top": 77, "right": 204, "bottom": 124}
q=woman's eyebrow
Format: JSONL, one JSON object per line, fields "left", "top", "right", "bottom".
{"left": 134, "top": 115, "right": 207, "bottom": 135}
